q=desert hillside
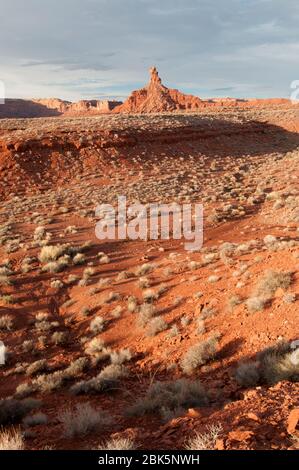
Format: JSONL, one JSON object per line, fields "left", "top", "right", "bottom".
{"left": 0, "top": 104, "right": 298, "bottom": 450}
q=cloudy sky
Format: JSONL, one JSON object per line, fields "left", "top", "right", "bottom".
{"left": 1, "top": 0, "right": 298, "bottom": 101}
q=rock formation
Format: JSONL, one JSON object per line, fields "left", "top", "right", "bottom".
{"left": 0, "top": 98, "right": 122, "bottom": 119}
{"left": 113, "top": 67, "right": 204, "bottom": 113}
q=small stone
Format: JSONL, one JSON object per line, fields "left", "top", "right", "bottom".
{"left": 228, "top": 430, "right": 254, "bottom": 442}
{"left": 287, "top": 409, "right": 299, "bottom": 434}
{"left": 187, "top": 408, "right": 201, "bottom": 418}
{"left": 215, "top": 438, "right": 225, "bottom": 450}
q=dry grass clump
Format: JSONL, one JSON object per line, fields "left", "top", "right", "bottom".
{"left": 39, "top": 244, "right": 69, "bottom": 263}
{"left": 22, "top": 340, "right": 35, "bottom": 353}
{"left": 0, "top": 314, "right": 14, "bottom": 330}
{"left": 70, "top": 364, "right": 127, "bottom": 395}
{"left": 90, "top": 316, "right": 106, "bottom": 334}
{"left": 180, "top": 335, "right": 219, "bottom": 374}
{"left": 283, "top": 293, "right": 296, "bottom": 304}
{"left": 185, "top": 424, "right": 223, "bottom": 450}
{"left": 111, "top": 305, "right": 123, "bottom": 318}
{"left": 73, "top": 253, "right": 86, "bottom": 265}
{"left": 146, "top": 317, "right": 168, "bottom": 337}
{"left": 0, "top": 397, "right": 41, "bottom": 425}
{"left": 138, "top": 303, "right": 155, "bottom": 327}
{"left": 227, "top": 295, "right": 242, "bottom": 313}
{"left": 246, "top": 270, "right": 292, "bottom": 313}
{"left": 235, "top": 340, "right": 299, "bottom": 387}
{"left": 84, "top": 337, "right": 106, "bottom": 356}
{"left": 0, "top": 428, "right": 24, "bottom": 450}
{"left": 135, "top": 263, "right": 155, "bottom": 276}
{"left": 110, "top": 349, "right": 132, "bottom": 365}
{"left": 126, "top": 379, "right": 208, "bottom": 418}
{"left": 98, "top": 437, "right": 135, "bottom": 450}
{"left": 17, "top": 357, "right": 89, "bottom": 396}
{"left": 26, "top": 359, "right": 48, "bottom": 376}
{"left": 51, "top": 279, "right": 64, "bottom": 289}
{"left": 254, "top": 270, "right": 292, "bottom": 298}
{"left": 128, "top": 296, "right": 138, "bottom": 313}
{"left": 51, "top": 331, "right": 68, "bottom": 345}
{"left": 245, "top": 296, "right": 267, "bottom": 313}
{"left": 60, "top": 403, "right": 111, "bottom": 438}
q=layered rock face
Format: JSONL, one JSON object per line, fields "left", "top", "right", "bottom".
{"left": 113, "top": 67, "right": 203, "bottom": 113}
{"left": 0, "top": 98, "right": 122, "bottom": 119}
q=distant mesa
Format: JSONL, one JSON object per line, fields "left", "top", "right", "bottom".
{"left": 0, "top": 98, "right": 122, "bottom": 119}
{"left": 0, "top": 67, "right": 294, "bottom": 119}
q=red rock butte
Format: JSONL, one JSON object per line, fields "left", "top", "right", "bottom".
{"left": 113, "top": 66, "right": 204, "bottom": 113}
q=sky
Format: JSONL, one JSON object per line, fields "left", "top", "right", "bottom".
{"left": 0, "top": 0, "right": 298, "bottom": 101}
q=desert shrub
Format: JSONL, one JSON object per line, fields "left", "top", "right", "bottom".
{"left": 185, "top": 424, "right": 223, "bottom": 450}
{"left": 0, "top": 397, "right": 41, "bottom": 425}
{"left": 135, "top": 263, "right": 155, "bottom": 276}
{"left": 283, "top": 293, "right": 296, "bottom": 304}
{"left": 227, "top": 295, "right": 242, "bottom": 312}
{"left": 235, "top": 340, "right": 299, "bottom": 387}
{"left": 70, "top": 365, "right": 127, "bottom": 395}
{"left": 73, "top": 253, "right": 86, "bottom": 265}
{"left": 35, "top": 312, "right": 49, "bottom": 322}
{"left": 23, "top": 412, "right": 48, "bottom": 427}
{"left": 81, "top": 307, "right": 91, "bottom": 317}
{"left": 128, "top": 296, "right": 138, "bottom": 313}
{"left": 126, "top": 379, "right": 208, "bottom": 418}
{"left": 246, "top": 271, "right": 292, "bottom": 312}
{"left": 64, "top": 357, "right": 89, "bottom": 377}
{"left": 235, "top": 361, "right": 260, "bottom": 387}
{"left": 111, "top": 306, "right": 122, "bottom": 318}
{"left": 146, "top": 317, "right": 168, "bottom": 337}
{"left": 245, "top": 297, "right": 267, "bottom": 313}
{"left": 201, "top": 306, "right": 217, "bottom": 320}
{"left": 39, "top": 244, "right": 69, "bottom": 263}
{"left": 180, "top": 336, "right": 219, "bottom": 374}
{"left": 142, "top": 289, "right": 157, "bottom": 303}
{"left": 85, "top": 338, "right": 106, "bottom": 356}
{"left": 60, "top": 403, "right": 111, "bottom": 438}
{"left": 51, "top": 331, "right": 68, "bottom": 345}
{"left": 25, "top": 357, "right": 89, "bottom": 394}
{"left": 117, "top": 270, "right": 134, "bottom": 281}
{"left": 90, "top": 316, "right": 105, "bottom": 334}
{"left": 15, "top": 382, "right": 36, "bottom": 398}
{"left": 110, "top": 349, "right": 132, "bottom": 365}
{"left": 99, "top": 255, "right": 110, "bottom": 264}
{"left": 98, "top": 437, "right": 135, "bottom": 450}
{"left": 0, "top": 428, "right": 24, "bottom": 450}
{"left": 33, "top": 371, "right": 65, "bottom": 393}
{"left": 0, "top": 275, "right": 12, "bottom": 286}
{"left": 26, "top": 360, "right": 48, "bottom": 377}
{"left": 0, "top": 315, "right": 14, "bottom": 330}
{"left": 254, "top": 270, "right": 292, "bottom": 299}
{"left": 138, "top": 303, "right": 155, "bottom": 327}
{"left": 83, "top": 267, "right": 95, "bottom": 279}
{"left": 21, "top": 340, "right": 35, "bottom": 353}
{"left": 42, "top": 261, "right": 64, "bottom": 273}
{"left": 138, "top": 277, "right": 150, "bottom": 289}
{"left": 51, "top": 279, "right": 64, "bottom": 290}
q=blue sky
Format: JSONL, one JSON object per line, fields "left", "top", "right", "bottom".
{"left": 1, "top": 0, "right": 298, "bottom": 100}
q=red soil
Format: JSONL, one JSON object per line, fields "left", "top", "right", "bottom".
{"left": 0, "top": 108, "right": 298, "bottom": 450}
